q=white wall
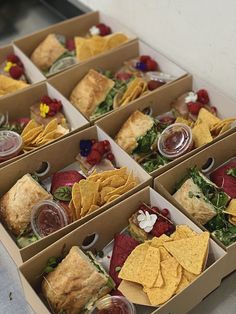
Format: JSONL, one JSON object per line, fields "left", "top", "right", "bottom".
{"left": 77, "top": 0, "right": 236, "bottom": 101}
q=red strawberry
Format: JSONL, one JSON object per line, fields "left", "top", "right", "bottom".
{"left": 146, "top": 59, "right": 158, "bottom": 71}
{"left": 65, "top": 38, "right": 75, "bottom": 51}
{"left": 151, "top": 220, "right": 172, "bottom": 237}
{"left": 106, "top": 152, "right": 114, "bottom": 161}
{"left": 187, "top": 101, "right": 203, "bottom": 115}
{"left": 92, "top": 142, "right": 106, "bottom": 154}
{"left": 41, "top": 95, "right": 52, "bottom": 105}
{"left": 197, "top": 89, "right": 209, "bottom": 104}
{"left": 87, "top": 149, "right": 102, "bottom": 165}
{"left": 148, "top": 80, "right": 165, "bottom": 91}
{"left": 96, "top": 23, "right": 111, "bottom": 36}
{"left": 9, "top": 65, "right": 23, "bottom": 79}
{"left": 102, "top": 140, "right": 111, "bottom": 152}
{"left": 140, "top": 55, "right": 151, "bottom": 63}
{"left": 6, "top": 53, "right": 20, "bottom": 64}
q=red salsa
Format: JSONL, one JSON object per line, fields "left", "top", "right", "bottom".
{"left": 0, "top": 130, "right": 22, "bottom": 162}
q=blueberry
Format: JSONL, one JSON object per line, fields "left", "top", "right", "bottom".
{"left": 80, "top": 140, "right": 92, "bottom": 156}
{"left": 136, "top": 61, "right": 147, "bottom": 71}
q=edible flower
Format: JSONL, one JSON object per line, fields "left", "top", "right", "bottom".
{"left": 185, "top": 91, "right": 198, "bottom": 103}
{"left": 80, "top": 139, "right": 93, "bottom": 157}
{"left": 89, "top": 25, "right": 100, "bottom": 36}
{"left": 4, "top": 61, "right": 16, "bottom": 72}
{"left": 137, "top": 210, "right": 157, "bottom": 232}
{"left": 40, "top": 103, "right": 50, "bottom": 118}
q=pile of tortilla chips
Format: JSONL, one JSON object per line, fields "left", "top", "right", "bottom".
{"left": 21, "top": 119, "right": 69, "bottom": 152}
{"left": 75, "top": 33, "right": 128, "bottom": 61}
{"left": 114, "top": 77, "right": 148, "bottom": 108}
{"left": 224, "top": 199, "right": 236, "bottom": 226}
{"left": 177, "top": 108, "right": 236, "bottom": 148}
{"left": 119, "top": 226, "right": 209, "bottom": 306}
{"left": 69, "top": 167, "right": 137, "bottom": 220}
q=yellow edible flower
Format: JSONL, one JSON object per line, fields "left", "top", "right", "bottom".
{"left": 40, "top": 103, "right": 50, "bottom": 118}
{"left": 4, "top": 61, "right": 16, "bottom": 72}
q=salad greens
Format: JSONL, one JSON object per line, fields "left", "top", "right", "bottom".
{"left": 226, "top": 167, "right": 236, "bottom": 178}
{"left": 141, "top": 154, "right": 169, "bottom": 173}
{"left": 133, "top": 124, "right": 158, "bottom": 155}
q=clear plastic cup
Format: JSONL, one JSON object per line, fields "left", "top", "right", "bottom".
{"left": 0, "top": 130, "right": 23, "bottom": 162}
{"left": 89, "top": 296, "right": 136, "bottom": 314}
{"left": 158, "top": 123, "right": 193, "bottom": 160}
{"left": 31, "top": 200, "right": 68, "bottom": 238}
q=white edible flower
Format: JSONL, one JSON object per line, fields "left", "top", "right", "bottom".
{"left": 137, "top": 210, "right": 157, "bottom": 233}
{"left": 185, "top": 91, "right": 198, "bottom": 103}
{"left": 89, "top": 26, "right": 100, "bottom": 36}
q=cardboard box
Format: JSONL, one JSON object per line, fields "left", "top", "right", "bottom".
{"left": 48, "top": 39, "right": 187, "bottom": 122}
{"left": 0, "top": 125, "right": 151, "bottom": 265}
{"left": 14, "top": 11, "right": 136, "bottom": 77}
{"left": 0, "top": 44, "right": 45, "bottom": 95}
{"left": 19, "top": 187, "right": 226, "bottom": 314}
{"left": 96, "top": 74, "right": 236, "bottom": 177}
{"left": 0, "top": 81, "right": 89, "bottom": 167}
{"left": 155, "top": 132, "right": 236, "bottom": 277}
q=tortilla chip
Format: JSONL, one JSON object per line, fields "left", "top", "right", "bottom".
{"left": 224, "top": 199, "right": 236, "bottom": 216}
{"left": 100, "top": 186, "right": 115, "bottom": 204}
{"left": 183, "top": 269, "right": 197, "bottom": 283}
{"left": 106, "top": 194, "right": 120, "bottom": 203}
{"left": 139, "top": 246, "right": 161, "bottom": 288}
{"left": 175, "top": 117, "right": 194, "bottom": 128}
{"left": 71, "top": 182, "right": 81, "bottom": 219}
{"left": 21, "top": 120, "right": 39, "bottom": 137}
{"left": 41, "top": 118, "right": 58, "bottom": 135}
{"left": 145, "top": 257, "right": 182, "bottom": 306}
{"left": 175, "top": 271, "right": 190, "bottom": 294}
{"left": 79, "top": 180, "right": 100, "bottom": 217}
{"left": 68, "top": 199, "right": 77, "bottom": 221}
{"left": 197, "top": 108, "right": 221, "bottom": 128}
{"left": 170, "top": 225, "right": 197, "bottom": 240}
{"left": 164, "top": 232, "right": 209, "bottom": 275}
{"left": 22, "top": 126, "right": 43, "bottom": 143}
{"left": 87, "top": 204, "right": 100, "bottom": 215}
{"left": 118, "top": 243, "right": 149, "bottom": 284}
{"left": 229, "top": 216, "right": 236, "bottom": 226}
{"left": 150, "top": 234, "right": 172, "bottom": 248}
{"left": 104, "top": 32, "right": 128, "bottom": 49}
{"left": 159, "top": 246, "right": 172, "bottom": 261}
{"left": 192, "top": 123, "right": 213, "bottom": 148}
{"left": 153, "top": 269, "right": 164, "bottom": 288}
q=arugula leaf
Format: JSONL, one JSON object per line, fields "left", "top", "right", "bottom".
{"left": 212, "top": 227, "right": 236, "bottom": 246}
{"left": 53, "top": 186, "right": 72, "bottom": 202}
{"left": 226, "top": 167, "right": 236, "bottom": 178}
{"left": 133, "top": 124, "right": 158, "bottom": 155}
{"left": 141, "top": 154, "right": 168, "bottom": 172}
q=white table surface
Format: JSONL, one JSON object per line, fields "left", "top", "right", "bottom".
{"left": 1, "top": 241, "right": 236, "bottom": 314}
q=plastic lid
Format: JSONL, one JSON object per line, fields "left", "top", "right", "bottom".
{"left": 0, "top": 130, "right": 23, "bottom": 157}
{"left": 31, "top": 200, "right": 68, "bottom": 238}
{"left": 89, "top": 296, "right": 136, "bottom": 314}
{"left": 158, "top": 123, "right": 193, "bottom": 159}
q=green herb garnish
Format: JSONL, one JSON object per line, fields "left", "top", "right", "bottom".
{"left": 141, "top": 154, "right": 168, "bottom": 173}
{"left": 53, "top": 186, "right": 72, "bottom": 202}
{"left": 226, "top": 167, "right": 236, "bottom": 178}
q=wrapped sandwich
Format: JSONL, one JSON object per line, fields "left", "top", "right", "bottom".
{"left": 174, "top": 168, "right": 230, "bottom": 225}
{"left": 0, "top": 173, "right": 52, "bottom": 236}
{"left": 42, "top": 246, "right": 114, "bottom": 313}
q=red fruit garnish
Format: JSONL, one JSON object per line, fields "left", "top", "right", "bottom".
{"left": 87, "top": 149, "right": 102, "bottom": 165}
{"left": 187, "top": 101, "right": 203, "bottom": 115}
{"left": 103, "top": 140, "right": 111, "bottom": 152}
{"left": 65, "top": 38, "right": 75, "bottom": 51}
{"left": 96, "top": 23, "right": 111, "bottom": 36}
{"left": 41, "top": 95, "right": 52, "bottom": 105}
{"left": 161, "top": 208, "right": 170, "bottom": 217}
{"left": 116, "top": 72, "right": 132, "bottom": 81}
{"left": 140, "top": 55, "right": 151, "bottom": 63}
{"left": 6, "top": 53, "right": 20, "bottom": 64}
{"left": 91, "top": 139, "right": 97, "bottom": 144}
{"left": 151, "top": 220, "right": 172, "bottom": 237}
{"left": 9, "top": 65, "right": 23, "bottom": 79}
{"left": 197, "top": 89, "right": 209, "bottom": 105}
{"left": 139, "top": 204, "right": 149, "bottom": 212}
{"left": 106, "top": 152, "right": 114, "bottom": 161}
{"left": 151, "top": 206, "right": 161, "bottom": 213}
{"left": 15, "top": 117, "right": 30, "bottom": 126}
{"left": 148, "top": 80, "right": 165, "bottom": 91}
{"left": 92, "top": 142, "right": 106, "bottom": 154}
{"left": 146, "top": 59, "right": 158, "bottom": 71}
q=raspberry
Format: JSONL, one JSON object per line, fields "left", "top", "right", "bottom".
{"left": 197, "top": 89, "right": 209, "bottom": 104}
{"left": 140, "top": 55, "right": 151, "bottom": 63}
{"left": 151, "top": 206, "right": 161, "bottom": 213}
{"left": 187, "top": 101, "right": 203, "bottom": 115}
{"left": 210, "top": 106, "right": 217, "bottom": 115}
{"left": 139, "top": 204, "right": 149, "bottom": 212}
{"left": 102, "top": 140, "right": 111, "bottom": 152}
{"left": 148, "top": 80, "right": 165, "bottom": 91}
{"left": 106, "top": 152, "right": 114, "bottom": 161}
{"left": 146, "top": 59, "right": 158, "bottom": 71}
{"left": 87, "top": 149, "right": 102, "bottom": 165}
{"left": 96, "top": 23, "right": 111, "bottom": 36}
{"left": 161, "top": 208, "right": 170, "bottom": 217}
{"left": 91, "top": 139, "right": 97, "bottom": 144}
{"left": 92, "top": 142, "right": 106, "bottom": 154}
{"left": 41, "top": 95, "right": 52, "bottom": 105}
{"left": 151, "top": 221, "right": 172, "bottom": 237}
{"left": 65, "top": 38, "right": 75, "bottom": 51}
{"left": 6, "top": 53, "right": 20, "bottom": 64}
{"left": 9, "top": 65, "right": 23, "bottom": 79}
